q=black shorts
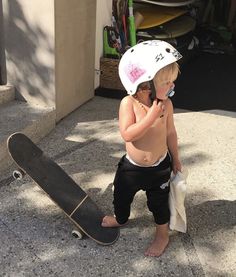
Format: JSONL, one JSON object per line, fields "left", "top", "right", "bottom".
{"left": 113, "top": 153, "right": 172, "bottom": 225}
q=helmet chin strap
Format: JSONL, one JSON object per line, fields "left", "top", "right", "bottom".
{"left": 150, "top": 80, "right": 161, "bottom": 102}
{"left": 150, "top": 80, "right": 156, "bottom": 102}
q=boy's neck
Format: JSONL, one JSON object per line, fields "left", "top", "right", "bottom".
{"left": 133, "top": 92, "right": 151, "bottom": 107}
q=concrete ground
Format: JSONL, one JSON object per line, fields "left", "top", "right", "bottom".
{"left": 0, "top": 96, "right": 235, "bottom": 277}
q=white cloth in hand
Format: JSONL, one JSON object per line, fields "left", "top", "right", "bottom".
{"left": 169, "top": 169, "right": 188, "bottom": 233}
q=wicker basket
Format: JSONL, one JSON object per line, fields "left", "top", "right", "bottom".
{"left": 100, "top": 58, "right": 124, "bottom": 90}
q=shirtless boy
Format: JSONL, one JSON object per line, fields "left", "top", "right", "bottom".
{"left": 102, "top": 40, "right": 182, "bottom": 257}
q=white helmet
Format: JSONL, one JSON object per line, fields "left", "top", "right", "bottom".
{"left": 118, "top": 40, "right": 182, "bottom": 95}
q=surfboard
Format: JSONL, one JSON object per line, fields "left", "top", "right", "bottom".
{"left": 134, "top": 0, "right": 196, "bottom": 7}
{"left": 137, "top": 15, "right": 196, "bottom": 38}
{"left": 135, "top": 5, "right": 187, "bottom": 29}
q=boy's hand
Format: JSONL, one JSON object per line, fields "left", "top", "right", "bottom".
{"left": 172, "top": 159, "right": 182, "bottom": 175}
{"left": 148, "top": 99, "right": 165, "bottom": 120}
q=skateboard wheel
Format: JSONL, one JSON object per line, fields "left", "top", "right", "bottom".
{"left": 72, "top": 230, "right": 83, "bottom": 240}
{"left": 13, "top": 169, "right": 25, "bottom": 180}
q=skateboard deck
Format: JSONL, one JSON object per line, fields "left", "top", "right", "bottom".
{"left": 135, "top": 5, "right": 187, "bottom": 29}
{"left": 7, "top": 133, "right": 119, "bottom": 245}
{"left": 134, "top": 0, "right": 195, "bottom": 7}
{"left": 137, "top": 15, "right": 196, "bottom": 38}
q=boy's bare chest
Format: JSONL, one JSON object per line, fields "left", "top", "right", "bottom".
{"left": 136, "top": 112, "right": 167, "bottom": 127}
{"left": 148, "top": 117, "right": 167, "bottom": 137}
{"left": 132, "top": 115, "right": 167, "bottom": 156}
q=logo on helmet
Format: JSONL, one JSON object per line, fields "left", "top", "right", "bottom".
{"left": 173, "top": 50, "right": 182, "bottom": 59}
{"left": 155, "top": 53, "right": 164, "bottom": 63}
{"left": 125, "top": 63, "right": 146, "bottom": 84}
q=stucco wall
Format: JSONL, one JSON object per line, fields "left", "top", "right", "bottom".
{"left": 2, "top": 0, "right": 97, "bottom": 121}
{"left": 55, "top": 0, "right": 96, "bottom": 121}
{"left": 2, "top": 0, "right": 55, "bottom": 107}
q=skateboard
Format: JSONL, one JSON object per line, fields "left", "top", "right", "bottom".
{"left": 137, "top": 15, "right": 196, "bottom": 39}
{"left": 134, "top": 0, "right": 196, "bottom": 7}
{"left": 135, "top": 5, "right": 187, "bottom": 29}
{"left": 7, "top": 133, "right": 119, "bottom": 245}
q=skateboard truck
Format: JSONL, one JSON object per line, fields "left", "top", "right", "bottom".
{"left": 13, "top": 169, "right": 25, "bottom": 180}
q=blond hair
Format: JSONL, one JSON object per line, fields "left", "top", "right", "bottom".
{"left": 154, "top": 62, "right": 180, "bottom": 86}
{"left": 134, "top": 62, "right": 180, "bottom": 94}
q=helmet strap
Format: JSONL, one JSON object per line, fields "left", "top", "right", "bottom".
{"left": 150, "top": 80, "right": 156, "bottom": 102}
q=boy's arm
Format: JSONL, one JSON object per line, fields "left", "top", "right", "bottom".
{"left": 166, "top": 100, "right": 182, "bottom": 173}
{"left": 119, "top": 96, "right": 163, "bottom": 142}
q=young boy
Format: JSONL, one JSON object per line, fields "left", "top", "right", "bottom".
{"left": 102, "top": 40, "right": 182, "bottom": 257}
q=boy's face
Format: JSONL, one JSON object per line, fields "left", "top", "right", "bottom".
{"left": 155, "top": 79, "right": 175, "bottom": 100}
{"left": 153, "top": 68, "right": 178, "bottom": 100}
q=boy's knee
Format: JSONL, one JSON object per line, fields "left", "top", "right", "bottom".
{"left": 147, "top": 193, "right": 168, "bottom": 211}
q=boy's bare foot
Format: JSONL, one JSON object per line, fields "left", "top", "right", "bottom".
{"left": 101, "top": 216, "right": 125, "bottom": 227}
{"left": 144, "top": 224, "right": 169, "bottom": 257}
